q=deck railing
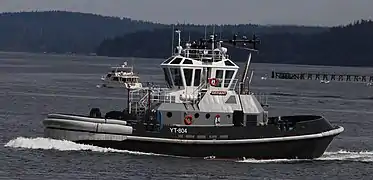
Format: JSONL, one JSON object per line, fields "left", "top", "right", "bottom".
{"left": 128, "top": 79, "right": 269, "bottom": 115}
{"left": 129, "top": 87, "right": 176, "bottom": 114}
{"left": 174, "top": 48, "right": 228, "bottom": 62}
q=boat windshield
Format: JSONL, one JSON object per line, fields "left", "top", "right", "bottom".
{"left": 113, "top": 67, "right": 133, "bottom": 72}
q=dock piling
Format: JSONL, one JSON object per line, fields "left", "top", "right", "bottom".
{"left": 271, "top": 71, "right": 373, "bottom": 83}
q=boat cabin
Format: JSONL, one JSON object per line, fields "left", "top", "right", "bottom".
{"left": 160, "top": 54, "right": 239, "bottom": 91}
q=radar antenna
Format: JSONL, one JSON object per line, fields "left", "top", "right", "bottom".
{"left": 223, "top": 33, "right": 261, "bottom": 52}
{"left": 196, "top": 33, "right": 261, "bottom": 52}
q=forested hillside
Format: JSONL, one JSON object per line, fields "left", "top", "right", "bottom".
{"left": 0, "top": 11, "right": 166, "bottom": 53}
{"left": 97, "top": 20, "right": 373, "bottom": 66}
{"left": 1, "top": 11, "right": 372, "bottom": 66}
{"left": 0, "top": 11, "right": 325, "bottom": 54}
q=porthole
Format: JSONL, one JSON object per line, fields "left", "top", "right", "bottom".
{"left": 205, "top": 113, "right": 210, "bottom": 119}
{"left": 167, "top": 112, "right": 172, "bottom": 118}
{"left": 194, "top": 113, "right": 200, "bottom": 118}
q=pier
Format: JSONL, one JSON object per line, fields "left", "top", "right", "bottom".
{"left": 271, "top": 71, "right": 373, "bottom": 82}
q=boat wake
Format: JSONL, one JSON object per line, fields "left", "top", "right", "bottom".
{"left": 238, "top": 150, "right": 373, "bottom": 163}
{"left": 4, "top": 137, "right": 163, "bottom": 157}
{"left": 5, "top": 137, "right": 371, "bottom": 163}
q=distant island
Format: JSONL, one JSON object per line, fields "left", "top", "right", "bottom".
{"left": 0, "top": 11, "right": 372, "bottom": 67}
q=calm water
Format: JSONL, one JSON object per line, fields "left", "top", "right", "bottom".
{"left": 0, "top": 52, "right": 373, "bottom": 180}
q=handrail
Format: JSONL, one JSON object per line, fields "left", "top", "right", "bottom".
{"left": 173, "top": 48, "right": 227, "bottom": 61}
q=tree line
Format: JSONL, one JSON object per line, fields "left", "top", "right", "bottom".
{"left": 97, "top": 20, "right": 373, "bottom": 66}
{"left": 0, "top": 11, "right": 372, "bottom": 66}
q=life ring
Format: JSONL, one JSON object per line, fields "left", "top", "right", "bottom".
{"left": 214, "top": 114, "right": 221, "bottom": 125}
{"left": 184, "top": 115, "right": 193, "bottom": 125}
{"left": 209, "top": 78, "right": 219, "bottom": 86}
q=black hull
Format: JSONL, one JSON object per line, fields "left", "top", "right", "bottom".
{"left": 76, "top": 133, "right": 337, "bottom": 159}
{"left": 43, "top": 114, "right": 343, "bottom": 159}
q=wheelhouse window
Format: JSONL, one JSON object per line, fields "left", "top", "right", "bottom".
{"left": 224, "top": 60, "right": 235, "bottom": 66}
{"left": 163, "top": 57, "right": 174, "bottom": 64}
{"left": 183, "top": 59, "right": 193, "bottom": 64}
{"left": 194, "top": 69, "right": 201, "bottom": 86}
{"left": 170, "top": 68, "right": 183, "bottom": 87}
{"left": 163, "top": 68, "right": 172, "bottom": 87}
{"left": 129, "top": 78, "right": 137, "bottom": 83}
{"left": 215, "top": 70, "right": 223, "bottom": 87}
{"left": 216, "top": 70, "right": 223, "bottom": 79}
{"left": 183, "top": 68, "right": 193, "bottom": 86}
{"left": 170, "top": 58, "right": 183, "bottom": 64}
{"left": 206, "top": 68, "right": 211, "bottom": 83}
{"left": 224, "top": 70, "right": 234, "bottom": 88}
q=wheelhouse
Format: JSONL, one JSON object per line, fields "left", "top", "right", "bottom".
{"left": 160, "top": 55, "right": 239, "bottom": 91}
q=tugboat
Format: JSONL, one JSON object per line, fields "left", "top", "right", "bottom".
{"left": 43, "top": 30, "right": 344, "bottom": 159}
{"left": 100, "top": 61, "right": 142, "bottom": 89}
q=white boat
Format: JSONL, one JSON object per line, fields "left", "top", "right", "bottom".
{"left": 101, "top": 61, "right": 142, "bottom": 89}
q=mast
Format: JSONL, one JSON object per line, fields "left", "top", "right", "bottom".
{"left": 177, "top": 30, "right": 181, "bottom": 47}
{"left": 175, "top": 29, "right": 182, "bottom": 55}
{"left": 240, "top": 53, "right": 252, "bottom": 94}
{"left": 212, "top": 25, "right": 215, "bottom": 51}
{"left": 171, "top": 24, "right": 175, "bottom": 55}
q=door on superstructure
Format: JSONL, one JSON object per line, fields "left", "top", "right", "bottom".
{"left": 233, "top": 110, "right": 244, "bottom": 127}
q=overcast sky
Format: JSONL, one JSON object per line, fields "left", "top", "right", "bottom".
{"left": 0, "top": 0, "right": 372, "bottom": 26}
